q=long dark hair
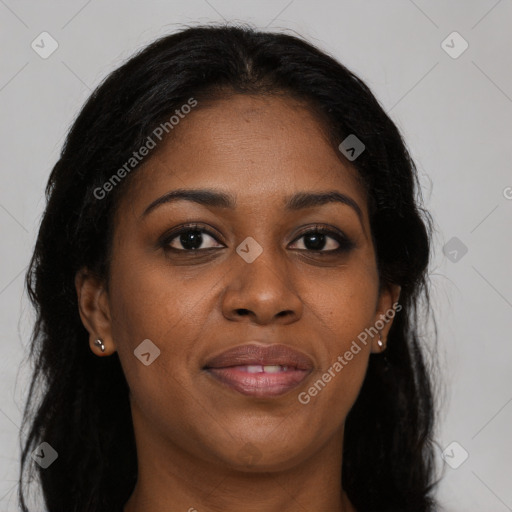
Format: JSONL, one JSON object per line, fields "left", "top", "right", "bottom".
{"left": 19, "top": 23, "right": 440, "bottom": 512}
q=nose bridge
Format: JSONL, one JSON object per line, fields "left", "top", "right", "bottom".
{"left": 221, "top": 237, "right": 303, "bottom": 324}
{"left": 237, "top": 238, "right": 283, "bottom": 285}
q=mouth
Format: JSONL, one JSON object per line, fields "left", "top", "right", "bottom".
{"left": 203, "top": 343, "right": 314, "bottom": 398}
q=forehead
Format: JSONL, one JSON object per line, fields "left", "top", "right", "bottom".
{"left": 117, "top": 94, "right": 367, "bottom": 216}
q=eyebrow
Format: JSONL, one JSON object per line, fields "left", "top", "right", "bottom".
{"left": 141, "top": 188, "right": 364, "bottom": 224}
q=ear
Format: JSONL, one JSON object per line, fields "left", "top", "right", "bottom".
{"left": 371, "top": 282, "right": 401, "bottom": 353}
{"left": 75, "top": 267, "right": 116, "bottom": 356}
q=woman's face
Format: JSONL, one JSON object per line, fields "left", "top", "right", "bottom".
{"left": 78, "top": 93, "right": 399, "bottom": 472}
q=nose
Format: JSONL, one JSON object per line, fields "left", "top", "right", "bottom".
{"left": 221, "top": 247, "right": 303, "bottom": 325}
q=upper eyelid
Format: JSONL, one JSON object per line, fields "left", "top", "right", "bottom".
{"left": 163, "top": 224, "right": 222, "bottom": 242}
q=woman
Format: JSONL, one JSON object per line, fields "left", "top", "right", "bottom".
{"left": 19, "top": 24, "right": 439, "bottom": 512}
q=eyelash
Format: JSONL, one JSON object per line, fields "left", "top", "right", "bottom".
{"left": 159, "top": 223, "right": 355, "bottom": 255}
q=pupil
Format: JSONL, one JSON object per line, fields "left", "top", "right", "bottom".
{"left": 304, "top": 233, "right": 325, "bottom": 250}
{"left": 180, "top": 230, "right": 202, "bottom": 250}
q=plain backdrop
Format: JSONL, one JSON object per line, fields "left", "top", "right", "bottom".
{"left": 1, "top": 1, "right": 511, "bottom": 511}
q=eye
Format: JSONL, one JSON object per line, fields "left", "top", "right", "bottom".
{"left": 289, "top": 225, "right": 354, "bottom": 253}
{"left": 160, "top": 223, "right": 354, "bottom": 254}
{"left": 161, "top": 224, "right": 224, "bottom": 252}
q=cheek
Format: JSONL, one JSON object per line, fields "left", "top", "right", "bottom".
{"left": 109, "top": 250, "right": 213, "bottom": 346}
{"left": 107, "top": 250, "right": 216, "bottom": 394}
{"left": 296, "top": 260, "right": 378, "bottom": 415}
{"left": 304, "top": 258, "right": 379, "bottom": 353}
{"left": 107, "top": 260, "right": 211, "bottom": 440}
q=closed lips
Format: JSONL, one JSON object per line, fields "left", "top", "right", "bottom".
{"left": 203, "top": 344, "right": 313, "bottom": 398}
{"left": 203, "top": 343, "right": 314, "bottom": 371}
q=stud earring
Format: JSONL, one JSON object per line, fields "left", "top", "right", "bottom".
{"left": 94, "top": 338, "right": 105, "bottom": 353}
{"left": 377, "top": 334, "right": 384, "bottom": 350}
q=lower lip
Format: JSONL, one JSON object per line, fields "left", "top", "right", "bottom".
{"left": 205, "top": 366, "right": 311, "bottom": 397}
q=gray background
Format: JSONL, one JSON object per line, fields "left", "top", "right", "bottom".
{"left": 1, "top": 1, "right": 511, "bottom": 510}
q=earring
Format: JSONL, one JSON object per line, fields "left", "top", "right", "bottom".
{"left": 377, "top": 334, "right": 384, "bottom": 350}
{"left": 94, "top": 338, "right": 105, "bottom": 353}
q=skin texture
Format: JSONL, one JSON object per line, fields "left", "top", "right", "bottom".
{"left": 75, "top": 94, "right": 400, "bottom": 512}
